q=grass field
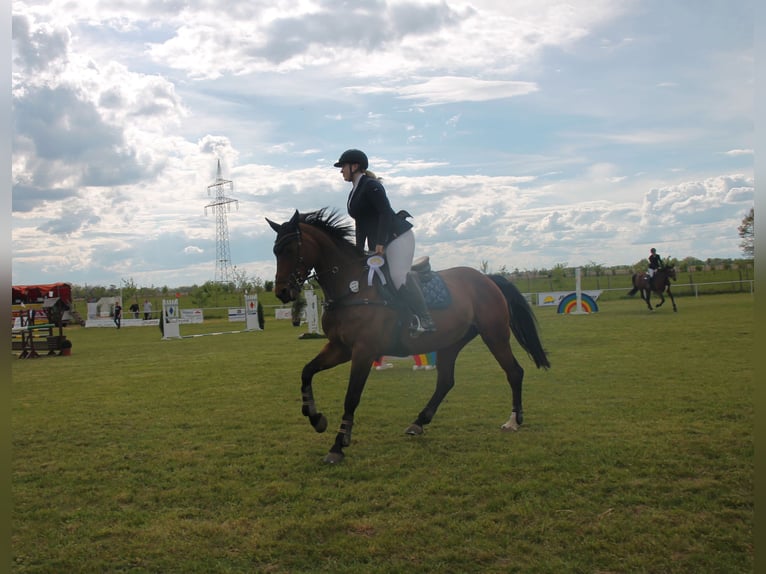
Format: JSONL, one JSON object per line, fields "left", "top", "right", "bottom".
{"left": 11, "top": 293, "right": 753, "bottom": 573}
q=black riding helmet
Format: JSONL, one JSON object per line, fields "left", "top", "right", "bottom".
{"left": 333, "top": 149, "right": 368, "bottom": 171}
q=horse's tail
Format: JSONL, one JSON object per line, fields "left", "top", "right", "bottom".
{"left": 488, "top": 274, "right": 550, "bottom": 369}
{"left": 627, "top": 274, "right": 639, "bottom": 296}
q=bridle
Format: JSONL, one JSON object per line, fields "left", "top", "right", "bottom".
{"left": 272, "top": 217, "right": 391, "bottom": 308}
{"left": 660, "top": 265, "right": 677, "bottom": 281}
{"left": 274, "top": 226, "right": 346, "bottom": 296}
{"left": 274, "top": 228, "right": 312, "bottom": 295}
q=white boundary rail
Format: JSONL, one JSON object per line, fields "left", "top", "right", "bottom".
{"left": 524, "top": 279, "right": 754, "bottom": 306}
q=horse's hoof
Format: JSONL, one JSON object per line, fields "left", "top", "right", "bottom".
{"left": 500, "top": 413, "right": 520, "bottom": 432}
{"left": 405, "top": 423, "right": 424, "bottom": 435}
{"left": 312, "top": 414, "right": 328, "bottom": 433}
{"left": 323, "top": 451, "right": 344, "bottom": 464}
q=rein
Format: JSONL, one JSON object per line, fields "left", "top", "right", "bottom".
{"left": 278, "top": 226, "right": 361, "bottom": 303}
{"left": 276, "top": 217, "right": 404, "bottom": 313}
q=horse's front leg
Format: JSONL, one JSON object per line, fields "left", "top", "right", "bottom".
{"left": 643, "top": 289, "right": 653, "bottom": 310}
{"left": 324, "top": 351, "right": 376, "bottom": 464}
{"left": 301, "top": 341, "right": 351, "bottom": 434}
{"left": 667, "top": 288, "right": 678, "bottom": 312}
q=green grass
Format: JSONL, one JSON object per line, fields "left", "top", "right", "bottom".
{"left": 12, "top": 294, "right": 753, "bottom": 573}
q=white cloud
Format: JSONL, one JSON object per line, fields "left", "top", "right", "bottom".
{"left": 640, "top": 175, "right": 753, "bottom": 228}
{"left": 599, "top": 129, "right": 700, "bottom": 146}
{"left": 11, "top": 0, "right": 755, "bottom": 287}
{"left": 349, "top": 77, "right": 539, "bottom": 106}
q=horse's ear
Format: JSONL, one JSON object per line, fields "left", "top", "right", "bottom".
{"left": 289, "top": 210, "right": 300, "bottom": 225}
{"left": 266, "top": 218, "right": 281, "bottom": 233}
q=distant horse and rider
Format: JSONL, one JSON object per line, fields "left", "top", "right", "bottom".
{"left": 267, "top": 209, "right": 550, "bottom": 464}
{"left": 628, "top": 248, "right": 678, "bottom": 312}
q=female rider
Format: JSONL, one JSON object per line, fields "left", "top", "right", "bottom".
{"left": 334, "top": 148, "right": 435, "bottom": 333}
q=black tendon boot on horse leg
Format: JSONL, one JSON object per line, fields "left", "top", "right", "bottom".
{"left": 399, "top": 272, "right": 436, "bottom": 333}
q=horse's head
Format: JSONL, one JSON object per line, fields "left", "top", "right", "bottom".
{"left": 664, "top": 265, "right": 677, "bottom": 281}
{"left": 266, "top": 210, "right": 311, "bottom": 303}
{"left": 267, "top": 208, "right": 360, "bottom": 303}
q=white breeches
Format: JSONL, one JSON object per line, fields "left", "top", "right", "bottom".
{"left": 386, "top": 229, "right": 415, "bottom": 289}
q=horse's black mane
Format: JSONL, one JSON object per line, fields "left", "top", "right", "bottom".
{"left": 300, "top": 208, "right": 362, "bottom": 254}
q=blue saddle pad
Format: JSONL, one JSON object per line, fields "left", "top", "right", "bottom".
{"left": 420, "top": 272, "right": 451, "bottom": 309}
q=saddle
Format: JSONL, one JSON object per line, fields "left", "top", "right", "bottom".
{"left": 378, "top": 255, "right": 452, "bottom": 309}
{"left": 411, "top": 255, "right": 431, "bottom": 273}
{"left": 419, "top": 267, "right": 450, "bottom": 308}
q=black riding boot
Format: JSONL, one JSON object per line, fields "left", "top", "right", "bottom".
{"left": 399, "top": 272, "right": 436, "bottom": 333}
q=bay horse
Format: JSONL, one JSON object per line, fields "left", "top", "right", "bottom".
{"left": 628, "top": 265, "right": 678, "bottom": 312}
{"left": 267, "top": 209, "right": 550, "bottom": 464}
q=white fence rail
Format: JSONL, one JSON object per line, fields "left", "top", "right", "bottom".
{"left": 525, "top": 279, "right": 754, "bottom": 304}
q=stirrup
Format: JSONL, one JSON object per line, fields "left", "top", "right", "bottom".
{"left": 410, "top": 315, "right": 436, "bottom": 334}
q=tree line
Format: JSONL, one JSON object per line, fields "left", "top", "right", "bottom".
{"left": 69, "top": 208, "right": 755, "bottom": 302}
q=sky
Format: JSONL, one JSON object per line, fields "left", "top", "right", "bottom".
{"left": 11, "top": 0, "right": 755, "bottom": 289}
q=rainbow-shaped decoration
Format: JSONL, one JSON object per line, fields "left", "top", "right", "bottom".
{"left": 557, "top": 292, "right": 599, "bottom": 314}
{"left": 413, "top": 352, "right": 437, "bottom": 370}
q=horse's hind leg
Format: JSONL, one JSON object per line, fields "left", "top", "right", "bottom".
{"left": 405, "top": 339, "right": 471, "bottom": 435}
{"left": 480, "top": 332, "right": 525, "bottom": 431}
